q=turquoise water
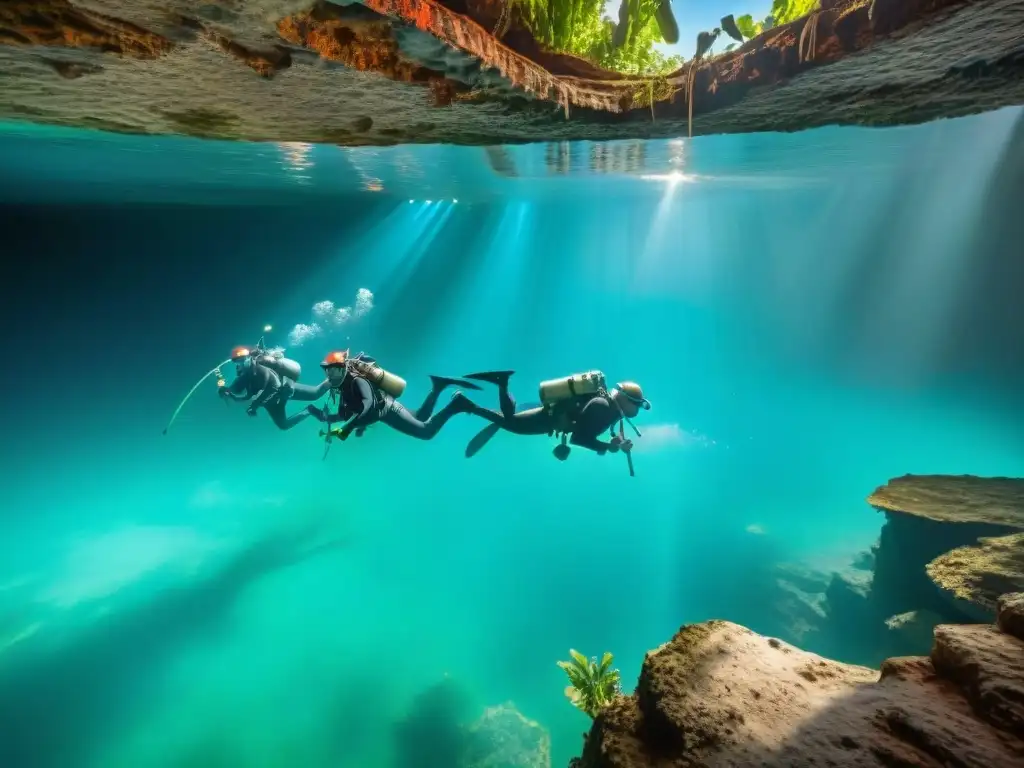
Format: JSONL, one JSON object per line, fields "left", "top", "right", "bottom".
{"left": 1, "top": 106, "right": 1023, "bottom": 768}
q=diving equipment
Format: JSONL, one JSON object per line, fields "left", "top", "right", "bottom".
{"left": 321, "top": 350, "right": 349, "bottom": 368}
{"left": 615, "top": 381, "right": 651, "bottom": 410}
{"left": 465, "top": 423, "right": 501, "bottom": 458}
{"left": 247, "top": 336, "right": 300, "bottom": 381}
{"left": 349, "top": 357, "right": 406, "bottom": 398}
{"left": 256, "top": 351, "right": 301, "bottom": 382}
{"left": 539, "top": 371, "right": 607, "bottom": 407}
{"left": 464, "top": 370, "right": 514, "bottom": 386}
{"left": 162, "top": 357, "right": 232, "bottom": 434}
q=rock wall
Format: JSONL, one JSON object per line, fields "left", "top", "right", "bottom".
{"left": 869, "top": 510, "right": 1015, "bottom": 622}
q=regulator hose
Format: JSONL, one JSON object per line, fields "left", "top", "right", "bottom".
{"left": 162, "top": 358, "right": 232, "bottom": 435}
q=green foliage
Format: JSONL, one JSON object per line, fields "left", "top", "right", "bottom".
{"left": 557, "top": 649, "right": 622, "bottom": 718}
{"left": 770, "top": 0, "right": 820, "bottom": 25}
{"left": 514, "top": 0, "right": 682, "bottom": 75}
{"left": 734, "top": 13, "right": 764, "bottom": 39}
{"left": 733, "top": 0, "right": 815, "bottom": 40}
{"left": 720, "top": 14, "right": 744, "bottom": 43}
{"left": 514, "top": 0, "right": 606, "bottom": 54}
{"left": 592, "top": 14, "right": 684, "bottom": 74}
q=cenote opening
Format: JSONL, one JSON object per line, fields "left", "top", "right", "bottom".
{"left": 0, "top": 104, "right": 1022, "bottom": 768}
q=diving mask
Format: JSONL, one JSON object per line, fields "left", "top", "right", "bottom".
{"left": 324, "top": 364, "right": 348, "bottom": 387}
{"left": 616, "top": 382, "right": 651, "bottom": 411}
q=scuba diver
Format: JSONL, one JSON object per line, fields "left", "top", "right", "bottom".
{"left": 460, "top": 370, "right": 650, "bottom": 467}
{"left": 306, "top": 350, "right": 479, "bottom": 441}
{"left": 219, "top": 345, "right": 328, "bottom": 430}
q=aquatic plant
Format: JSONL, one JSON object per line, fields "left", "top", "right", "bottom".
{"left": 557, "top": 649, "right": 622, "bottom": 718}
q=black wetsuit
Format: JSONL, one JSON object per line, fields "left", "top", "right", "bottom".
{"left": 222, "top": 363, "right": 328, "bottom": 430}
{"left": 470, "top": 378, "right": 622, "bottom": 453}
{"left": 320, "top": 375, "right": 469, "bottom": 441}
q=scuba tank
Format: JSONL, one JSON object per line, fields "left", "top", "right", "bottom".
{"left": 539, "top": 371, "right": 607, "bottom": 407}
{"left": 256, "top": 351, "right": 301, "bottom": 382}
{"left": 251, "top": 336, "right": 301, "bottom": 381}
{"left": 349, "top": 356, "right": 406, "bottom": 398}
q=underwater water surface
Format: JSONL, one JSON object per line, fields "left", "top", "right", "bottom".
{"left": 1, "top": 106, "right": 1023, "bottom": 768}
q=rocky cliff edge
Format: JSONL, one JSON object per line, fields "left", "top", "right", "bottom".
{"left": 1, "top": 0, "right": 1022, "bottom": 145}
{"left": 572, "top": 593, "right": 1024, "bottom": 767}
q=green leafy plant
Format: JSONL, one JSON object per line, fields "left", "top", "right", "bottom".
{"left": 511, "top": 0, "right": 682, "bottom": 74}
{"left": 770, "top": 0, "right": 819, "bottom": 25}
{"left": 733, "top": 13, "right": 770, "bottom": 40}
{"left": 557, "top": 649, "right": 622, "bottom": 718}
{"left": 728, "top": 0, "right": 818, "bottom": 42}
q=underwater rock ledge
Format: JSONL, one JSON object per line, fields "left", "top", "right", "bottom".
{"left": 867, "top": 474, "right": 1024, "bottom": 624}
{"left": 569, "top": 604, "right": 1024, "bottom": 768}
{"left": 755, "top": 475, "right": 1024, "bottom": 668}
{"left": 0, "top": 0, "right": 1021, "bottom": 144}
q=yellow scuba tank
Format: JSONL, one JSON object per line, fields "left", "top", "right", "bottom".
{"left": 350, "top": 358, "right": 407, "bottom": 398}
{"left": 538, "top": 371, "right": 607, "bottom": 407}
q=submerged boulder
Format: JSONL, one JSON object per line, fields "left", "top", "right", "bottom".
{"left": 393, "top": 680, "right": 550, "bottom": 768}
{"left": 572, "top": 607, "right": 1024, "bottom": 767}
{"left": 462, "top": 702, "right": 550, "bottom": 768}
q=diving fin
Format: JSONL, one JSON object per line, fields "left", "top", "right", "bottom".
{"left": 466, "top": 423, "right": 501, "bottom": 458}
{"left": 463, "top": 370, "right": 515, "bottom": 386}
{"left": 430, "top": 375, "right": 482, "bottom": 391}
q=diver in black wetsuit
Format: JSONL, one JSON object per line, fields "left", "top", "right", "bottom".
{"left": 460, "top": 371, "right": 651, "bottom": 460}
{"left": 219, "top": 346, "right": 327, "bottom": 430}
{"left": 305, "top": 351, "right": 478, "bottom": 441}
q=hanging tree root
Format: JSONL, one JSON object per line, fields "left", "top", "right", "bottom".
{"left": 799, "top": 10, "right": 821, "bottom": 63}
{"left": 687, "top": 58, "right": 702, "bottom": 138}
{"left": 627, "top": 76, "right": 677, "bottom": 123}
{"left": 493, "top": 0, "right": 512, "bottom": 39}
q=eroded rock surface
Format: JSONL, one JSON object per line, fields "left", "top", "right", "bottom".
{"left": 998, "top": 593, "right": 1024, "bottom": 640}
{"left": 931, "top": 622, "right": 1024, "bottom": 738}
{"left": 868, "top": 475, "right": 1024, "bottom": 527}
{"left": 928, "top": 532, "right": 1024, "bottom": 618}
{"left": 0, "top": 0, "right": 1021, "bottom": 144}
{"left": 574, "top": 617, "right": 1024, "bottom": 767}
